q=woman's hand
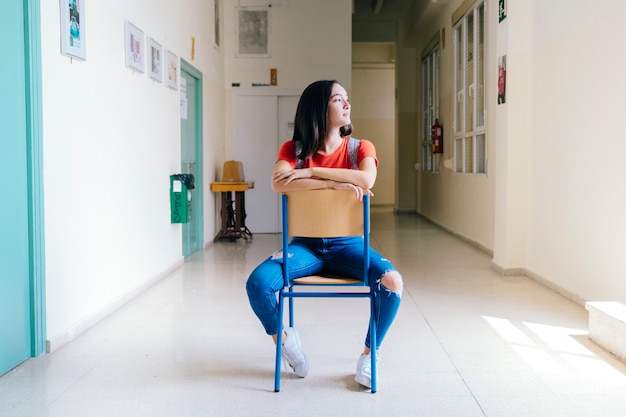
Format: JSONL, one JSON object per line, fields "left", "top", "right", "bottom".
{"left": 272, "top": 163, "right": 373, "bottom": 200}
{"left": 327, "top": 181, "right": 374, "bottom": 201}
{"left": 272, "top": 168, "right": 312, "bottom": 185}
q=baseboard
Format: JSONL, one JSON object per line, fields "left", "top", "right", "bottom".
{"left": 490, "top": 262, "right": 586, "bottom": 308}
{"left": 490, "top": 262, "right": 525, "bottom": 276}
{"left": 393, "top": 208, "right": 417, "bottom": 214}
{"left": 46, "top": 259, "right": 184, "bottom": 353}
{"left": 524, "top": 268, "right": 586, "bottom": 307}
{"left": 416, "top": 213, "right": 494, "bottom": 256}
{"left": 371, "top": 203, "right": 395, "bottom": 210}
{"left": 415, "top": 213, "right": 586, "bottom": 308}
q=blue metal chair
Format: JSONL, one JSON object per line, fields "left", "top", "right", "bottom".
{"left": 274, "top": 189, "right": 377, "bottom": 393}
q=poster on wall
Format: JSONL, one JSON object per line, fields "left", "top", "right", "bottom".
{"left": 498, "top": 55, "right": 506, "bottom": 104}
{"left": 125, "top": 21, "right": 145, "bottom": 73}
{"left": 148, "top": 38, "right": 163, "bottom": 82}
{"left": 235, "top": 7, "right": 271, "bottom": 58}
{"left": 166, "top": 50, "right": 178, "bottom": 90}
{"left": 60, "top": 0, "right": 86, "bottom": 60}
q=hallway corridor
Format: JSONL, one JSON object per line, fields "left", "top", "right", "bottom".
{"left": 2, "top": 210, "right": 626, "bottom": 417}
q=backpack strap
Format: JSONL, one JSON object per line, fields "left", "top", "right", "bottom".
{"left": 295, "top": 137, "right": 360, "bottom": 170}
{"left": 347, "top": 137, "right": 360, "bottom": 170}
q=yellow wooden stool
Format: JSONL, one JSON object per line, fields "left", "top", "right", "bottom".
{"left": 210, "top": 161, "right": 254, "bottom": 241}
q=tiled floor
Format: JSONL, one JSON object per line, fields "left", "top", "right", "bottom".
{"left": 2, "top": 209, "right": 626, "bottom": 417}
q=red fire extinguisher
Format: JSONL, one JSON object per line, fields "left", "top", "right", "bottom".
{"left": 431, "top": 119, "right": 443, "bottom": 154}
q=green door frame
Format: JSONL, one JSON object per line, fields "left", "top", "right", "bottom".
{"left": 180, "top": 59, "right": 204, "bottom": 255}
{"left": 24, "top": 0, "right": 46, "bottom": 356}
{"left": 25, "top": 0, "right": 47, "bottom": 356}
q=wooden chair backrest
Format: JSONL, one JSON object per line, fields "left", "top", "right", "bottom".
{"left": 222, "top": 160, "right": 244, "bottom": 182}
{"left": 285, "top": 189, "right": 367, "bottom": 238}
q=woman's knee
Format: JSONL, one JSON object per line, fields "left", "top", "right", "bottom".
{"left": 247, "top": 257, "right": 286, "bottom": 296}
{"left": 381, "top": 270, "right": 403, "bottom": 292}
{"left": 246, "top": 263, "right": 275, "bottom": 295}
{"left": 245, "top": 272, "right": 262, "bottom": 298}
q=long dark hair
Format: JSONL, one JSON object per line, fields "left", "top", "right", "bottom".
{"left": 292, "top": 80, "right": 353, "bottom": 160}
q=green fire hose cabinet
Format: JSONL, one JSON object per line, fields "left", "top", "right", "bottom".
{"left": 170, "top": 174, "right": 195, "bottom": 223}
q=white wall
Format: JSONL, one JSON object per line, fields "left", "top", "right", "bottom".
{"left": 222, "top": 0, "right": 352, "bottom": 90}
{"left": 492, "top": 0, "right": 532, "bottom": 271}
{"left": 41, "top": 0, "right": 224, "bottom": 348}
{"left": 525, "top": 0, "right": 626, "bottom": 303}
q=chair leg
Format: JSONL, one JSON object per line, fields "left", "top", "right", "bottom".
{"left": 288, "top": 291, "right": 294, "bottom": 328}
{"left": 370, "top": 295, "right": 378, "bottom": 393}
{"left": 274, "top": 291, "right": 285, "bottom": 392}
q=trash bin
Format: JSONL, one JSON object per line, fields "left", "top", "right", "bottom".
{"left": 170, "top": 174, "right": 194, "bottom": 223}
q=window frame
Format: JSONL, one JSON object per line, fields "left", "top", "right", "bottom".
{"left": 453, "top": 1, "right": 487, "bottom": 174}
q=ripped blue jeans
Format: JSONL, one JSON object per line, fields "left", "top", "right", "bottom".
{"left": 246, "top": 236, "right": 402, "bottom": 350}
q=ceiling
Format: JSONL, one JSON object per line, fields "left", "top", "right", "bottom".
{"left": 352, "top": 0, "right": 423, "bottom": 44}
{"left": 352, "top": 0, "right": 418, "bottom": 18}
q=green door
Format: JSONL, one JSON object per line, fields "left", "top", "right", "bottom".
{"left": 0, "top": 0, "right": 32, "bottom": 375}
{"left": 180, "top": 61, "right": 204, "bottom": 256}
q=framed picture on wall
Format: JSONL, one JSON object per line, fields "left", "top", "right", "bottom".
{"left": 147, "top": 38, "right": 163, "bottom": 82}
{"left": 166, "top": 50, "right": 178, "bottom": 90}
{"left": 59, "top": 0, "right": 86, "bottom": 60}
{"left": 124, "top": 21, "right": 144, "bottom": 73}
{"left": 235, "top": 7, "right": 271, "bottom": 58}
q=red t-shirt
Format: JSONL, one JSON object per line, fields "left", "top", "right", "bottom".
{"left": 276, "top": 137, "right": 378, "bottom": 169}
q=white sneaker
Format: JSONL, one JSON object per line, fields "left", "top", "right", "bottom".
{"left": 355, "top": 353, "right": 376, "bottom": 388}
{"left": 282, "top": 327, "right": 308, "bottom": 378}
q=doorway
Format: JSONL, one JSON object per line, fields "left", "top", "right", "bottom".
{"left": 231, "top": 90, "right": 299, "bottom": 233}
{"left": 351, "top": 42, "right": 397, "bottom": 207}
{"left": 180, "top": 60, "right": 204, "bottom": 256}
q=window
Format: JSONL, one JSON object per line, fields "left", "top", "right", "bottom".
{"left": 453, "top": 1, "right": 486, "bottom": 174}
{"left": 421, "top": 45, "right": 440, "bottom": 172}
